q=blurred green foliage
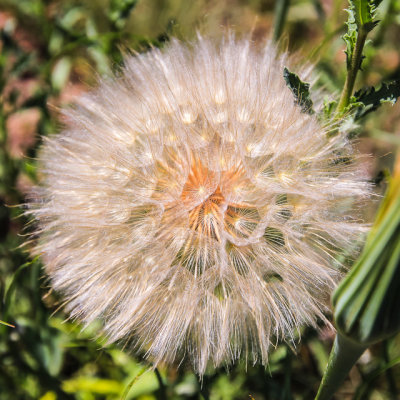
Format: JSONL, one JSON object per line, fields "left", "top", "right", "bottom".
{"left": 0, "top": 0, "right": 400, "bottom": 399}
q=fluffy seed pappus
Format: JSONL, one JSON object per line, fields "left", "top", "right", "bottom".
{"left": 28, "top": 35, "right": 370, "bottom": 375}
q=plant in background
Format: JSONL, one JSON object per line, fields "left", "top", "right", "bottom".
{"left": 28, "top": 35, "right": 371, "bottom": 376}
{"left": 315, "top": 0, "right": 400, "bottom": 399}
{"left": 2, "top": 0, "right": 400, "bottom": 398}
{"left": 315, "top": 152, "right": 400, "bottom": 400}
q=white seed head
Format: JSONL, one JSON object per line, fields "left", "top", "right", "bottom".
{"left": 29, "top": 36, "right": 370, "bottom": 375}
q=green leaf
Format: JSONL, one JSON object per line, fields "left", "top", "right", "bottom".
{"left": 58, "top": 6, "right": 86, "bottom": 32}
{"left": 3, "top": 257, "right": 39, "bottom": 320}
{"left": 37, "top": 326, "right": 66, "bottom": 376}
{"left": 120, "top": 367, "right": 146, "bottom": 400}
{"left": 283, "top": 67, "right": 314, "bottom": 114}
{"left": 333, "top": 177, "right": 400, "bottom": 345}
{"left": 343, "top": 0, "right": 380, "bottom": 70}
{"left": 343, "top": 6, "right": 357, "bottom": 70}
{"left": 51, "top": 57, "right": 72, "bottom": 91}
{"left": 308, "top": 339, "right": 330, "bottom": 376}
{"left": 350, "top": 0, "right": 381, "bottom": 32}
{"left": 323, "top": 98, "right": 337, "bottom": 119}
{"left": 62, "top": 377, "right": 123, "bottom": 395}
{"left": 353, "top": 80, "right": 400, "bottom": 119}
{"left": 39, "top": 392, "right": 57, "bottom": 400}
{"left": 108, "top": 0, "right": 138, "bottom": 30}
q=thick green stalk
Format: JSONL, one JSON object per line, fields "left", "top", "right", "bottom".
{"left": 273, "top": 0, "right": 291, "bottom": 42}
{"left": 337, "top": 28, "right": 368, "bottom": 113}
{"left": 315, "top": 334, "right": 367, "bottom": 400}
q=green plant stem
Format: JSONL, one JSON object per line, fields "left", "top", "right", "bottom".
{"left": 199, "top": 375, "right": 211, "bottom": 400}
{"left": 315, "top": 334, "right": 367, "bottom": 400}
{"left": 273, "top": 0, "right": 291, "bottom": 42}
{"left": 337, "top": 28, "right": 368, "bottom": 114}
{"left": 200, "top": 386, "right": 210, "bottom": 400}
{"left": 154, "top": 368, "right": 167, "bottom": 400}
{"left": 281, "top": 347, "right": 293, "bottom": 400}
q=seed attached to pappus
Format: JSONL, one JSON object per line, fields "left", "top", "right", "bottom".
{"left": 28, "top": 35, "right": 370, "bottom": 375}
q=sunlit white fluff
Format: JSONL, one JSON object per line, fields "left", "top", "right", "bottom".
{"left": 29, "top": 36, "right": 370, "bottom": 375}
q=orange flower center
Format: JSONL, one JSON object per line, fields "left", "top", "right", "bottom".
{"left": 180, "top": 159, "right": 261, "bottom": 242}
{"left": 181, "top": 159, "right": 226, "bottom": 241}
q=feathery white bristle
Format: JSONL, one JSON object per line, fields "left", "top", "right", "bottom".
{"left": 29, "top": 36, "right": 370, "bottom": 375}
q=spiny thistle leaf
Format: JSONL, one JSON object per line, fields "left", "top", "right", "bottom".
{"left": 343, "top": 6, "right": 357, "bottom": 70}
{"left": 343, "top": 0, "right": 380, "bottom": 70}
{"left": 353, "top": 80, "right": 400, "bottom": 119}
{"left": 351, "top": 0, "right": 381, "bottom": 32}
{"left": 283, "top": 67, "right": 314, "bottom": 114}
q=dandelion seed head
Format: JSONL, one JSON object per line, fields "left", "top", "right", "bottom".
{"left": 29, "top": 36, "right": 370, "bottom": 375}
